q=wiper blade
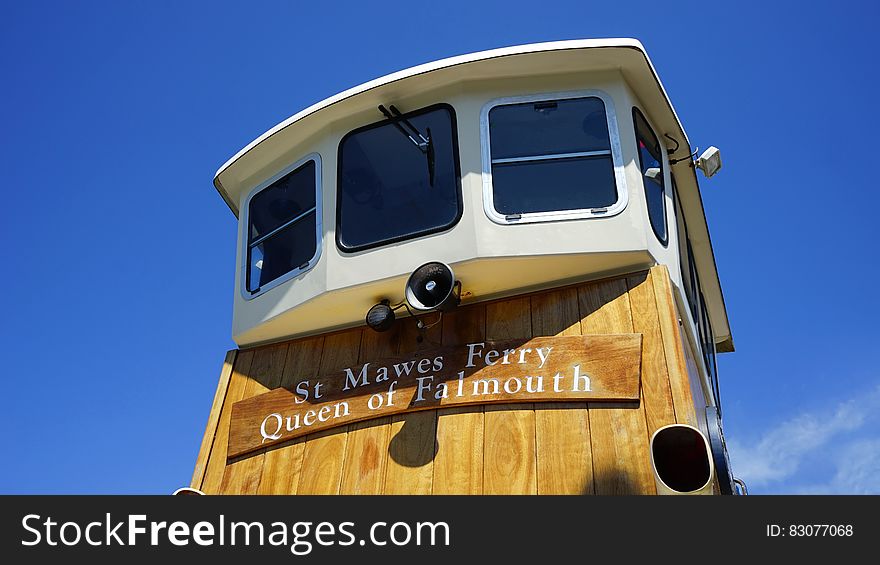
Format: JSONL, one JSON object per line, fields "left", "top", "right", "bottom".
{"left": 425, "top": 126, "right": 435, "bottom": 188}
{"left": 378, "top": 104, "right": 430, "bottom": 152}
{"left": 378, "top": 104, "right": 435, "bottom": 186}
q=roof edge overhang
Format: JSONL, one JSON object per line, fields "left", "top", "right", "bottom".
{"left": 212, "top": 38, "right": 671, "bottom": 214}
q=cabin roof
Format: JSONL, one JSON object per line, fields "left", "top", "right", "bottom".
{"left": 212, "top": 38, "right": 735, "bottom": 351}
{"left": 212, "top": 38, "right": 684, "bottom": 210}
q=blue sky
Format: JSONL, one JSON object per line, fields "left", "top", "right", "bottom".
{"left": 1, "top": 0, "right": 877, "bottom": 494}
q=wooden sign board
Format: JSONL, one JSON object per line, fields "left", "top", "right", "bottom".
{"left": 227, "top": 334, "right": 642, "bottom": 459}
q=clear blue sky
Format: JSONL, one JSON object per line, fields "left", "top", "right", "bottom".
{"left": 2, "top": 0, "right": 877, "bottom": 494}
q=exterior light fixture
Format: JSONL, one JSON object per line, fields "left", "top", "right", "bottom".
{"left": 695, "top": 146, "right": 722, "bottom": 178}
{"left": 366, "top": 300, "right": 397, "bottom": 332}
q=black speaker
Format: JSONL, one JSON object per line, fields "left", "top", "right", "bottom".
{"left": 404, "top": 262, "right": 459, "bottom": 312}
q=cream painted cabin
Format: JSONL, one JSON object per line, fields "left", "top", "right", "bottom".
{"left": 194, "top": 39, "right": 742, "bottom": 496}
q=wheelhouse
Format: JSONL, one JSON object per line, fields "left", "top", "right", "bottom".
{"left": 213, "top": 37, "right": 732, "bottom": 418}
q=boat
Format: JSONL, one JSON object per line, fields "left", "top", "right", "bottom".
{"left": 187, "top": 38, "right": 743, "bottom": 495}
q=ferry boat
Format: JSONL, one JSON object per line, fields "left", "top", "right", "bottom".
{"left": 187, "top": 38, "right": 742, "bottom": 495}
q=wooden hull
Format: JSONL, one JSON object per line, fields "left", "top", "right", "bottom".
{"left": 191, "top": 265, "right": 711, "bottom": 495}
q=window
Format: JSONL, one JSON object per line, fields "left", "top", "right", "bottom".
{"left": 674, "top": 182, "right": 722, "bottom": 414}
{"left": 686, "top": 240, "right": 701, "bottom": 326}
{"left": 689, "top": 245, "right": 722, "bottom": 413}
{"left": 336, "top": 104, "right": 462, "bottom": 252}
{"left": 699, "top": 290, "right": 721, "bottom": 414}
{"left": 671, "top": 176, "right": 721, "bottom": 413}
{"left": 672, "top": 177, "right": 696, "bottom": 312}
{"left": 244, "top": 156, "right": 321, "bottom": 296}
{"left": 633, "top": 108, "right": 667, "bottom": 245}
{"left": 481, "top": 91, "right": 626, "bottom": 224}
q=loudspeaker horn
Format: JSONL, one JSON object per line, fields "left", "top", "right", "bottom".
{"left": 404, "top": 261, "right": 460, "bottom": 312}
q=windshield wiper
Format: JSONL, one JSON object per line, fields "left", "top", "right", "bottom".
{"left": 378, "top": 104, "right": 435, "bottom": 186}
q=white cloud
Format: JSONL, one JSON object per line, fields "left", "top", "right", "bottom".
{"left": 795, "top": 439, "right": 880, "bottom": 494}
{"left": 728, "top": 385, "right": 880, "bottom": 492}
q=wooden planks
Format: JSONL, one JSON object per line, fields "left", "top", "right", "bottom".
{"left": 296, "top": 331, "right": 361, "bottom": 494}
{"left": 257, "top": 336, "right": 324, "bottom": 494}
{"left": 532, "top": 288, "right": 593, "bottom": 495}
{"left": 651, "top": 265, "right": 699, "bottom": 428}
{"left": 200, "top": 349, "right": 255, "bottom": 494}
{"left": 483, "top": 297, "right": 536, "bottom": 495}
{"left": 219, "top": 343, "right": 289, "bottom": 494}
{"left": 227, "top": 334, "right": 642, "bottom": 457}
{"left": 338, "top": 327, "right": 400, "bottom": 494}
{"left": 195, "top": 266, "right": 705, "bottom": 496}
{"left": 383, "top": 410, "right": 437, "bottom": 494}
{"left": 579, "top": 278, "right": 655, "bottom": 495}
{"left": 680, "top": 328, "right": 709, "bottom": 438}
{"left": 432, "top": 305, "right": 486, "bottom": 494}
{"left": 383, "top": 316, "right": 442, "bottom": 494}
{"left": 627, "top": 270, "right": 676, "bottom": 435}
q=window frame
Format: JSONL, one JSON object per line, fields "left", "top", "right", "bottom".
{"left": 699, "top": 289, "right": 721, "bottom": 414}
{"left": 673, "top": 179, "right": 722, "bottom": 412}
{"left": 632, "top": 107, "right": 668, "bottom": 246}
{"left": 335, "top": 102, "right": 464, "bottom": 253}
{"left": 479, "top": 89, "right": 628, "bottom": 225}
{"left": 686, "top": 248, "right": 723, "bottom": 413}
{"left": 672, "top": 176, "right": 696, "bottom": 316}
{"left": 240, "top": 152, "right": 323, "bottom": 300}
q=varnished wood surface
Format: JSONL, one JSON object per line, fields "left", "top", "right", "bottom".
{"left": 483, "top": 297, "right": 536, "bottom": 495}
{"left": 227, "top": 334, "right": 642, "bottom": 458}
{"left": 257, "top": 336, "right": 324, "bottom": 494}
{"left": 433, "top": 305, "right": 486, "bottom": 494}
{"left": 652, "top": 266, "right": 699, "bottom": 428}
{"left": 195, "top": 266, "right": 708, "bottom": 495}
{"left": 219, "top": 344, "right": 288, "bottom": 494}
{"left": 532, "top": 288, "right": 592, "bottom": 494}
{"left": 199, "top": 349, "right": 254, "bottom": 494}
{"left": 297, "top": 331, "right": 360, "bottom": 494}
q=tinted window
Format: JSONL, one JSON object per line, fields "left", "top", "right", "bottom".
{"left": 700, "top": 291, "right": 721, "bottom": 413}
{"left": 246, "top": 159, "right": 319, "bottom": 293}
{"left": 672, "top": 177, "right": 695, "bottom": 309}
{"left": 489, "top": 97, "right": 611, "bottom": 159}
{"left": 492, "top": 157, "right": 616, "bottom": 215}
{"left": 337, "top": 104, "right": 462, "bottom": 252}
{"left": 487, "top": 96, "right": 617, "bottom": 217}
{"left": 633, "top": 108, "right": 667, "bottom": 244}
{"left": 673, "top": 175, "right": 722, "bottom": 412}
{"left": 686, "top": 239, "right": 700, "bottom": 325}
